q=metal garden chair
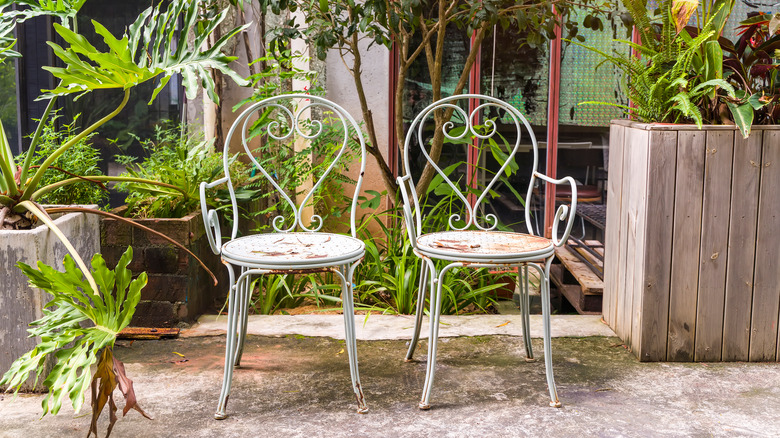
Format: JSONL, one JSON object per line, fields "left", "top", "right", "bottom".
{"left": 200, "top": 94, "right": 368, "bottom": 419}
{"left": 397, "top": 94, "right": 577, "bottom": 409}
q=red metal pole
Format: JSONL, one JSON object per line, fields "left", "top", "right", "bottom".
{"left": 467, "top": 31, "right": 482, "bottom": 209}
{"left": 544, "top": 12, "right": 563, "bottom": 238}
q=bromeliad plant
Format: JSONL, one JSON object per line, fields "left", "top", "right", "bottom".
{"left": 0, "top": 248, "right": 149, "bottom": 437}
{"left": 0, "top": 0, "right": 247, "bottom": 288}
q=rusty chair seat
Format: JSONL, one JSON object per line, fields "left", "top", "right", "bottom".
{"left": 416, "top": 230, "right": 554, "bottom": 263}
{"left": 221, "top": 232, "right": 365, "bottom": 269}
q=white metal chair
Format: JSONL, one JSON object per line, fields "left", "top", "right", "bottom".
{"left": 397, "top": 94, "right": 577, "bottom": 409}
{"left": 200, "top": 94, "right": 368, "bottom": 419}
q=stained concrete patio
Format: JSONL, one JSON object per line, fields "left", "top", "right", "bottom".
{"left": 1, "top": 314, "right": 779, "bottom": 437}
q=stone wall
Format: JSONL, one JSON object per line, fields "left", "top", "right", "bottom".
{"left": 100, "top": 209, "right": 228, "bottom": 328}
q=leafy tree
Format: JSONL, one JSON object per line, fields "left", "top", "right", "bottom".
{"left": 256, "top": 0, "right": 613, "bottom": 198}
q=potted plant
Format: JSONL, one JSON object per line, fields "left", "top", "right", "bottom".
{"left": 574, "top": 0, "right": 779, "bottom": 362}
{"left": 102, "top": 124, "right": 252, "bottom": 327}
{"left": 0, "top": 0, "right": 246, "bottom": 432}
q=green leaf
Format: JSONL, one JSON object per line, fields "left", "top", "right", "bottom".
{"left": 726, "top": 101, "right": 754, "bottom": 139}
{"left": 703, "top": 41, "right": 723, "bottom": 82}
{"left": 0, "top": 247, "right": 146, "bottom": 417}
{"left": 42, "top": 0, "right": 247, "bottom": 104}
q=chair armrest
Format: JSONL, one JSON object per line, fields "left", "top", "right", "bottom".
{"left": 397, "top": 175, "right": 419, "bottom": 248}
{"left": 200, "top": 177, "right": 229, "bottom": 255}
{"left": 534, "top": 172, "right": 578, "bottom": 247}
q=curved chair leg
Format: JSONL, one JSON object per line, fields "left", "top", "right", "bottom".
{"left": 216, "top": 264, "right": 239, "bottom": 420}
{"left": 518, "top": 264, "right": 534, "bottom": 361}
{"left": 405, "top": 260, "right": 430, "bottom": 362}
{"left": 341, "top": 265, "right": 368, "bottom": 413}
{"left": 234, "top": 268, "right": 251, "bottom": 367}
{"left": 419, "top": 263, "right": 457, "bottom": 410}
{"left": 540, "top": 258, "right": 561, "bottom": 408}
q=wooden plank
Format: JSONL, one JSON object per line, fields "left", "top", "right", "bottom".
{"left": 585, "top": 240, "right": 605, "bottom": 257}
{"left": 604, "top": 123, "right": 626, "bottom": 328}
{"left": 694, "top": 131, "right": 735, "bottom": 361}
{"left": 555, "top": 246, "right": 603, "bottom": 295}
{"left": 667, "top": 130, "right": 706, "bottom": 361}
{"left": 750, "top": 130, "right": 780, "bottom": 361}
{"left": 637, "top": 130, "right": 677, "bottom": 361}
{"left": 722, "top": 133, "right": 762, "bottom": 361}
{"left": 628, "top": 129, "right": 651, "bottom": 356}
{"left": 117, "top": 327, "right": 181, "bottom": 340}
{"left": 550, "top": 265, "right": 602, "bottom": 315}
{"left": 618, "top": 127, "right": 647, "bottom": 345}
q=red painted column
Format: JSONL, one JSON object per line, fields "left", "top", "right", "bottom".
{"left": 544, "top": 12, "right": 563, "bottom": 238}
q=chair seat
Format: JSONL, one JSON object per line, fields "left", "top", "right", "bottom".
{"left": 221, "top": 232, "right": 364, "bottom": 268}
{"left": 416, "top": 230, "right": 554, "bottom": 262}
{"left": 556, "top": 185, "right": 601, "bottom": 202}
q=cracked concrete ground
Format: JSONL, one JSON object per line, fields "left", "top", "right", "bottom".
{"left": 1, "top": 315, "right": 779, "bottom": 437}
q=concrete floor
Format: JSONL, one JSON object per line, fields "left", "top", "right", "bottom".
{"left": 2, "top": 314, "right": 779, "bottom": 437}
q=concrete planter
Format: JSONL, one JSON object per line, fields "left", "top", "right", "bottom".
{"left": 0, "top": 208, "right": 99, "bottom": 391}
{"left": 603, "top": 120, "right": 780, "bottom": 362}
{"left": 100, "top": 207, "right": 227, "bottom": 328}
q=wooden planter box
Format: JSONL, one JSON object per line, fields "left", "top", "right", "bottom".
{"left": 604, "top": 120, "right": 780, "bottom": 362}
{"left": 100, "top": 208, "right": 227, "bottom": 327}
{"left": 1, "top": 208, "right": 99, "bottom": 391}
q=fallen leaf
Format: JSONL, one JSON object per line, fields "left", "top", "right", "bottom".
{"left": 496, "top": 321, "right": 510, "bottom": 328}
{"left": 336, "top": 348, "right": 345, "bottom": 356}
{"left": 172, "top": 352, "right": 185, "bottom": 358}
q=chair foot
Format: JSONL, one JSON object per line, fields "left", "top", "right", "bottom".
{"left": 550, "top": 401, "right": 562, "bottom": 408}
{"left": 418, "top": 402, "right": 431, "bottom": 410}
{"left": 214, "top": 411, "right": 229, "bottom": 420}
{"left": 357, "top": 406, "right": 369, "bottom": 414}
{"left": 524, "top": 357, "right": 537, "bottom": 363}
{"left": 404, "top": 357, "right": 416, "bottom": 363}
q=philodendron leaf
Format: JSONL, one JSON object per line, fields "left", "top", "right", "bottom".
{"left": 726, "top": 101, "right": 754, "bottom": 139}
{"left": 0, "top": 247, "right": 147, "bottom": 419}
{"left": 41, "top": 0, "right": 248, "bottom": 104}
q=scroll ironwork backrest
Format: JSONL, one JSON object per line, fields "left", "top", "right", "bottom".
{"left": 223, "top": 94, "right": 367, "bottom": 239}
{"left": 401, "top": 94, "right": 540, "bottom": 236}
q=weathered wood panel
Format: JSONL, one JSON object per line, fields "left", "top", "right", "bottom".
{"left": 615, "top": 126, "right": 633, "bottom": 341}
{"left": 694, "top": 131, "right": 735, "bottom": 361}
{"left": 637, "top": 130, "right": 677, "bottom": 361}
{"left": 751, "top": 130, "right": 780, "bottom": 361}
{"left": 603, "top": 123, "right": 626, "bottom": 328}
{"left": 667, "top": 130, "right": 706, "bottom": 361}
{"left": 618, "top": 127, "right": 649, "bottom": 345}
{"left": 606, "top": 122, "right": 779, "bottom": 362}
{"left": 722, "top": 133, "right": 761, "bottom": 361}
{"left": 629, "top": 131, "right": 651, "bottom": 356}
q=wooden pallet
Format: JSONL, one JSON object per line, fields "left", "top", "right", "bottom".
{"left": 551, "top": 240, "right": 604, "bottom": 315}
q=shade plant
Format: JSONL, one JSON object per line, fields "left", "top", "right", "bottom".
{"left": 0, "top": 248, "right": 150, "bottom": 437}
{"left": 0, "top": 0, "right": 247, "bottom": 284}
{"left": 115, "top": 122, "right": 250, "bottom": 220}
{"left": 570, "top": 0, "right": 778, "bottom": 138}
{"left": 15, "top": 112, "right": 108, "bottom": 208}
{"left": 0, "top": 0, "right": 247, "bottom": 433}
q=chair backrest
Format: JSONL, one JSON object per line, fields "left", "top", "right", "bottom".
{"left": 399, "top": 94, "right": 540, "bottom": 236}
{"left": 221, "top": 94, "right": 366, "bottom": 239}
